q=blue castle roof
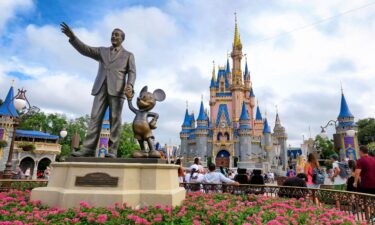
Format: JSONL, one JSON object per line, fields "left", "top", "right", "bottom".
{"left": 250, "top": 87, "right": 255, "bottom": 97}
{"left": 255, "top": 105, "right": 262, "bottom": 120}
{"left": 189, "top": 113, "right": 195, "bottom": 123}
{"left": 216, "top": 69, "right": 229, "bottom": 89}
{"left": 239, "top": 101, "right": 250, "bottom": 120}
{"left": 226, "top": 58, "right": 231, "bottom": 73}
{"left": 263, "top": 118, "right": 271, "bottom": 134}
{"left": 338, "top": 94, "right": 354, "bottom": 119}
{"left": 216, "top": 104, "right": 231, "bottom": 127}
{"left": 210, "top": 77, "right": 215, "bottom": 88}
{"left": 16, "top": 129, "right": 59, "bottom": 140}
{"left": 243, "top": 61, "right": 249, "bottom": 80}
{"left": 197, "top": 101, "right": 208, "bottom": 121}
{"left": 182, "top": 109, "right": 190, "bottom": 127}
{"left": 0, "top": 86, "right": 18, "bottom": 117}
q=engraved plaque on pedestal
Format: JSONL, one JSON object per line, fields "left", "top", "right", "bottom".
{"left": 75, "top": 172, "right": 118, "bottom": 187}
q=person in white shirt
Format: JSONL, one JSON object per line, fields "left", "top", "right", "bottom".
{"left": 203, "top": 164, "right": 239, "bottom": 185}
{"left": 330, "top": 154, "right": 347, "bottom": 190}
{"left": 267, "top": 172, "right": 274, "bottom": 183}
{"left": 189, "top": 168, "right": 204, "bottom": 183}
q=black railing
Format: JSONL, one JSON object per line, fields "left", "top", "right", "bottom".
{"left": 180, "top": 183, "right": 375, "bottom": 224}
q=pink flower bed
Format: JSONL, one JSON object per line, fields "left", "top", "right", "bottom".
{"left": 0, "top": 190, "right": 365, "bottom": 225}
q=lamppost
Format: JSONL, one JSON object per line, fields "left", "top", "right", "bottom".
{"left": 319, "top": 120, "right": 356, "bottom": 139}
{"left": 3, "top": 89, "right": 39, "bottom": 179}
{"left": 60, "top": 128, "right": 68, "bottom": 138}
{"left": 318, "top": 119, "right": 357, "bottom": 160}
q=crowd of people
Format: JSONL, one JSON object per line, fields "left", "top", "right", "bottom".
{"left": 177, "top": 145, "right": 375, "bottom": 195}
{"left": 176, "top": 157, "right": 279, "bottom": 186}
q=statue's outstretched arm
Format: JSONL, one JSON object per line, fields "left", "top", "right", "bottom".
{"left": 61, "top": 22, "right": 101, "bottom": 61}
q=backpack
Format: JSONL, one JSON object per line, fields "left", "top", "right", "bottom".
{"left": 287, "top": 170, "right": 296, "bottom": 177}
{"left": 312, "top": 168, "right": 325, "bottom": 184}
{"left": 337, "top": 162, "right": 351, "bottom": 178}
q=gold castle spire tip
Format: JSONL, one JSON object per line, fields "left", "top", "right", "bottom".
{"left": 233, "top": 12, "right": 242, "bottom": 48}
{"left": 212, "top": 60, "right": 216, "bottom": 82}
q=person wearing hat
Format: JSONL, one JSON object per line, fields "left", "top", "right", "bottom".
{"left": 330, "top": 153, "right": 346, "bottom": 190}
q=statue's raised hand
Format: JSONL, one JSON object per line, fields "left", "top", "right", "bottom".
{"left": 60, "top": 22, "right": 75, "bottom": 39}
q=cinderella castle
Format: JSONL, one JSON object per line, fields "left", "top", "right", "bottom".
{"left": 179, "top": 16, "right": 288, "bottom": 171}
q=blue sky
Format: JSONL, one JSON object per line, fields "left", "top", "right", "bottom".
{"left": 0, "top": 0, "right": 374, "bottom": 146}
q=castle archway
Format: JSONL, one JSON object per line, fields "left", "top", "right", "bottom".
{"left": 37, "top": 158, "right": 51, "bottom": 178}
{"left": 19, "top": 157, "right": 35, "bottom": 179}
{"left": 216, "top": 150, "right": 230, "bottom": 168}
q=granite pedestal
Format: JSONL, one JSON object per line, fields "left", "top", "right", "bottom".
{"left": 31, "top": 158, "right": 186, "bottom": 209}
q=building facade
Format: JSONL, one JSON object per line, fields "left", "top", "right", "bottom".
{"left": 179, "top": 17, "right": 288, "bottom": 171}
{"left": 0, "top": 85, "right": 61, "bottom": 179}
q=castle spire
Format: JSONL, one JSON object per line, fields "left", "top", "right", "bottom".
{"left": 239, "top": 101, "right": 250, "bottom": 120}
{"left": 197, "top": 100, "right": 207, "bottom": 121}
{"left": 263, "top": 117, "right": 271, "bottom": 134}
{"left": 233, "top": 12, "right": 242, "bottom": 48}
{"left": 275, "top": 105, "right": 281, "bottom": 126}
{"left": 226, "top": 57, "right": 231, "bottom": 73}
{"left": 182, "top": 108, "right": 190, "bottom": 127}
{"left": 338, "top": 90, "right": 353, "bottom": 119}
{"left": 212, "top": 60, "right": 216, "bottom": 83}
{"left": 244, "top": 56, "right": 248, "bottom": 75}
{"left": 255, "top": 104, "right": 262, "bottom": 121}
{"left": 0, "top": 85, "right": 18, "bottom": 117}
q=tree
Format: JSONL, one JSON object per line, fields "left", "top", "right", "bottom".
{"left": 18, "top": 112, "right": 49, "bottom": 131}
{"left": 117, "top": 122, "right": 140, "bottom": 158}
{"left": 357, "top": 118, "right": 375, "bottom": 145}
{"left": 0, "top": 99, "right": 3, "bottom": 105}
{"left": 368, "top": 142, "right": 375, "bottom": 157}
{"left": 313, "top": 135, "right": 335, "bottom": 159}
{"left": 17, "top": 111, "right": 90, "bottom": 158}
{"left": 59, "top": 115, "right": 90, "bottom": 157}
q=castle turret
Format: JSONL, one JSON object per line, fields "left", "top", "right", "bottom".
{"left": 238, "top": 101, "right": 252, "bottom": 161}
{"left": 335, "top": 89, "right": 359, "bottom": 160}
{"left": 273, "top": 110, "right": 288, "bottom": 169}
{"left": 262, "top": 117, "right": 273, "bottom": 155}
{"left": 0, "top": 84, "right": 19, "bottom": 171}
{"left": 249, "top": 86, "right": 255, "bottom": 128}
{"left": 244, "top": 59, "right": 250, "bottom": 91}
{"left": 210, "top": 61, "right": 216, "bottom": 100}
{"left": 180, "top": 106, "right": 190, "bottom": 160}
{"left": 231, "top": 14, "right": 244, "bottom": 126}
{"left": 0, "top": 85, "right": 18, "bottom": 117}
{"left": 226, "top": 58, "right": 232, "bottom": 85}
{"left": 196, "top": 100, "right": 209, "bottom": 160}
{"left": 253, "top": 103, "right": 264, "bottom": 136}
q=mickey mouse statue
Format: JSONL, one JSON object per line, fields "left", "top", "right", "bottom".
{"left": 127, "top": 86, "right": 166, "bottom": 158}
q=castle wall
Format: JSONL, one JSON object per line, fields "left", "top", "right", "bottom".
{"left": 239, "top": 136, "right": 251, "bottom": 161}
{"left": 196, "top": 136, "right": 208, "bottom": 160}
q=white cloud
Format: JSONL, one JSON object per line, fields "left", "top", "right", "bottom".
{"left": 1, "top": 1, "right": 375, "bottom": 147}
{"left": 0, "top": 0, "right": 33, "bottom": 32}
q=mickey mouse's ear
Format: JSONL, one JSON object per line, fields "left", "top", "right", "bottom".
{"left": 153, "top": 89, "right": 166, "bottom": 102}
{"left": 140, "top": 86, "right": 148, "bottom": 94}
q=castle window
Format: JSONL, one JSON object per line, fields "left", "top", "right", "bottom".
{"left": 217, "top": 132, "right": 222, "bottom": 141}
{"left": 224, "top": 132, "right": 230, "bottom": 140}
